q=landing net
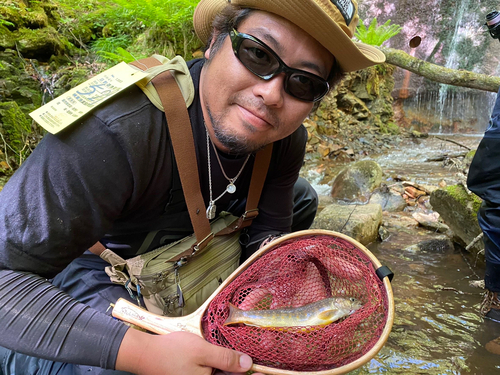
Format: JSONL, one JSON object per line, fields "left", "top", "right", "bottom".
{"left": 201, "top": 234, "right": 390, "bottom": 372}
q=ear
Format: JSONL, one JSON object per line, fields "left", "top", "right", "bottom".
{"left": 205, "top": 30, "right": 219, "bottom": 60}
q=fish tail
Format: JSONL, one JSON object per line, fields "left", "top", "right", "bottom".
{"left": 223, "top": 303, "right": 240, "bottom": 326}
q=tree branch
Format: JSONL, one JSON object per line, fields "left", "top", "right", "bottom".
{"left": 377, "top": 46, "right": 500, "bottom": 93}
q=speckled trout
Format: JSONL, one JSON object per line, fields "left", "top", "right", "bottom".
{"left": 224, "top": 297, "right": 362, "bottom": 327}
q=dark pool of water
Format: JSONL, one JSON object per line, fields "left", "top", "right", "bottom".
{"left": 361, "top": 230, "right": 500, "bottom": 374}
{"left": 304, "top": 135, "right": 500, "bottom": 374}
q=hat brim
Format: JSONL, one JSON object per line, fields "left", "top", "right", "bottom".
{"left": 193, "top": 0, "right": 386, "bottom": 72}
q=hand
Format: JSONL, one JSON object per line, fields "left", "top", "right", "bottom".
{"left": 116, "top": 328, "right": 265, "bottom": 375}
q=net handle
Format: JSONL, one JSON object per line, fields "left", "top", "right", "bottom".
{"left": 112, "top": 229, "right": 395, "bottom": 375}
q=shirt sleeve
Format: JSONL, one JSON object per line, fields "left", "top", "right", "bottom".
{"left": 0, "top": 93, "right": 157, "bottom": 367}
{"left": 0, "top": 269, "right": 129, "bottom": 368}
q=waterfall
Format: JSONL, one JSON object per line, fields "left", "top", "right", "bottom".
{"left": 358, "top": 0, "right": 500, "bottom": 134}
{"left": 437, "top": 0, "right": 470, "bottom": 134}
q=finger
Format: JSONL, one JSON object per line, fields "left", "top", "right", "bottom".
{"left": 199, "top": 344, "right": 253, "bottom": 373}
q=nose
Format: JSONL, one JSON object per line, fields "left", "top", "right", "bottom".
{"left": 252, "top": 74, "right": 285, "bottom": 107}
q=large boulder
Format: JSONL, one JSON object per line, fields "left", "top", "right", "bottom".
{"left": 429, "top": 184, "right": 483, "bottom": 260}
{"left": 330, "top": 160, "right": 383, "bottom": 203}
{"left": 311, "top": 203, "right": 383, "bottom": 245}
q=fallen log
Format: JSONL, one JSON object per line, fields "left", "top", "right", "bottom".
{"left": 377, "top": 46, "right": 500, "bottom": 93}
{"left": 425, "top": 152, "right": 468, "bottom": 162}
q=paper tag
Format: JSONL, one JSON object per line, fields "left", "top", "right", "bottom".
{"left": 30, "top": 62, "right": 149, "bottom": 134}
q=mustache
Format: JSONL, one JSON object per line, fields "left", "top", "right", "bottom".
{"left": 230, "top": 94, "right": 281, "bottom": 129}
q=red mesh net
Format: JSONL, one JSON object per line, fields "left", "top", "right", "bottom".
{"left": 201, "top": 234, "right": 390, "bottom": 372}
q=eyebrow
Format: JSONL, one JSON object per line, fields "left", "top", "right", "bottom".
{"left": 247, "top": 30, "right": 328, "bottom": 79}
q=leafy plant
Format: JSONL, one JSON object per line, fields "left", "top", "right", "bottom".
{"left": 355, "top": 18, "right": 402, "bottom": 46}
{"left": 97, "top": 47, "right": 141, "bottom": 63}
{"left": 0, "top": 19, "right": 15, "bottom": 28}
{"left": 89, "top": 34, "right": 130, "bottom": 53}
{"left": 102, "top": 0, "right": 200, "bottom": 58}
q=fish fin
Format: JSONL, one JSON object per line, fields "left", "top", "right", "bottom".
{"left": 318, "top": 310, "right": 337, "bottom": 321}
{"left": 223, "top": 303, "right": 240, "bottom": 326}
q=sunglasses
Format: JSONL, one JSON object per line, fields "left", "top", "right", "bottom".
{"left": 229, "top": 29, "right": 330, "bottom": 102}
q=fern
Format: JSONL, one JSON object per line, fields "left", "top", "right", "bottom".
{"left": 355, "top": 18, "right": 402, "bottom": 46}
{"left": 96, "top": 47, "right": 140, "bottom": 63}
{"left": 0, "top": 19, "right": 15, "bottom": 28}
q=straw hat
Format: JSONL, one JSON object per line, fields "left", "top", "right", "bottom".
{"left": 193, "top": 0, "right": 386, "bottom": 72}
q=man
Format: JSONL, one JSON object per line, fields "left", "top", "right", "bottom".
{"left": 468, "top": 88, "right": 500, "bottom": 323}
{"left": 0, "top": 0, "right": 384, "bottom": 374}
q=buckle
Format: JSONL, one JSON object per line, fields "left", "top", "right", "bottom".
{"left": 192, "top": 231, "right": 215, "bottom": 254}
{"left": 242, "top": 208, "right": 259, "bottom": 221}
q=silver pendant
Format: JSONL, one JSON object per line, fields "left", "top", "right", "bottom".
{"left": 206, "top": 202, "right": 216, "bottom": 220}
{"left": 226, "top": 183, "right": 236, "bottom": 194}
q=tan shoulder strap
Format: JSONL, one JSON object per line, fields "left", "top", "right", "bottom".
{"left": 90, "top": 57, "right": 272, "bottom": 258}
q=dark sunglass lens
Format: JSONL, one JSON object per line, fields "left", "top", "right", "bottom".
{"left": 287, "top": 73, "right": 328, "bottom": 102}
{"left": 238, "top": 38, "right": 279, "bottom": 77}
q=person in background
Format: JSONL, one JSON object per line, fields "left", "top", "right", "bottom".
{"left": 0, "top": 0, "right": 385, "bottom": 374}
{"left": 468, "top": 88, "right": 500, "bottom": 323}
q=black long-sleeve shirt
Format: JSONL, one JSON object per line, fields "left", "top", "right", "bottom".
{"left": 0, "top": 59, "right": 307, "bottom": 368}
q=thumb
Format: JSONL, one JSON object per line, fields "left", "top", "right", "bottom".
{"left": 200, "top": 342, "right": 253, "bottom": 373}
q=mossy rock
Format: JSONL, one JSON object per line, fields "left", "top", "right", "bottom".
{"left": 0, "top": 101, "right": 31, "bottom": 160}
{"left": 0, "top": 4, "right": 24, "bottom": 29}
{"left": 13, "top": 26, "right": 67, "bottom": 60}
{"left": 63, "top": 22, "right": 94, "bottom": 47}
{"left": 379, "top": 121, "right": 400, "bottom": 135}
{"left": 0, "top": 0, "right": 55, "bottom": 29}
{"left": 0, "top": 24, "right": 16, "bottom": 49}
{"left": 429, "top": 185, "right": 483, "bottom": 260}
{"left": 0, "top": 60, "right": 17, "bottom": 79}
{"left": 11, "top": 86, "right": 42, "bottom": 107}
{"left": 330, "top": 160, "right": 383, "bottom": 202}
{"left": 24, "top": 8, "right": 49, "bottom": 29}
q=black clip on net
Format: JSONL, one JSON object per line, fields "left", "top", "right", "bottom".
{"left": 376, "top": 265, "right": 394, "bottom": 282}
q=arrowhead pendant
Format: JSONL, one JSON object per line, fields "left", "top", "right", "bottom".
{"left": 206, "top": 202, "right": 216, "bottom": 220}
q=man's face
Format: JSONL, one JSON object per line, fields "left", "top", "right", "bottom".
{"left": 200, "top": 11, "right": 335, "bottom": 154}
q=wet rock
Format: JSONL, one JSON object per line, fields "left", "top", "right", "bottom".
{"left": 469, "top": 279, "right": 485, "bottom": 289}
{"left": 330, "top": 160, "right": 383, "bottom": 203}
{"left": 383, "top": 211, "right": 419, "bottom": 230}
{"left": 311, "top": 203, "right": 382, "bottom": 245}
{"left": 412, "top": 211, "right": 450, "bottom": 233}
{"left": 411, "top": 131, "right": 429, "bottom": 138}
{"left": 369, "top": 188, "right": 407, "bottom": 212}
{"left": 378, "top": 225, "right": 391, "bottom": 241}
{"left": 403, "top": 236, "right": 454, "bottom": 253}
{"left": 429, "top": 184, "right": 483, "bottom": 261}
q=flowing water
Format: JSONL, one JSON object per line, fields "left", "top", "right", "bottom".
{"left": 303, "top": 135, "right": 500, "bottom": 374}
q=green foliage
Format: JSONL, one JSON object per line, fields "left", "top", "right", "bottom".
{"left": 0, "top": 19, "right": 14, "bottom": 28}
{"left": 97, "top": 47, "right": 141, "bottom": 64}
{"left": 90, "top": 35, "right": 131, "bottom": 54}
{"left": 108, "top": 0, "right": 200, "bottom": 58}
{"left": 0, "top": 101, "right": 33, "bottom": 172}
{"left": 57, "top": 0, "right": 201, "bottom": 61}
{"left": 355, "top": 18, "right": 402, "bottom": 46}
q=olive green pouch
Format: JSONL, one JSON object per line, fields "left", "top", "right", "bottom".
{"left": 101, "top": 212, "right": 241, "bottom": 316}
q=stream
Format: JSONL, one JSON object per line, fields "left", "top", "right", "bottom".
{"left": 302, "top": 135, "right": 499, "bottom": 374}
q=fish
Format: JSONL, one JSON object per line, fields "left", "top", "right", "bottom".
{"left": 224, "top": 297, "right": 362, "bottom": 328}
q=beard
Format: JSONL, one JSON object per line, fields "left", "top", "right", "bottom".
{"left": 205, "top": 94, "right": 281, "bottom": 155}
{"left": 206, "top": 104, "right": 264, "bottom": 155}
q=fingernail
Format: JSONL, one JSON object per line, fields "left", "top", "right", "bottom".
{"left": 239, "top": 354, "right": 252, "bottom": 369}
